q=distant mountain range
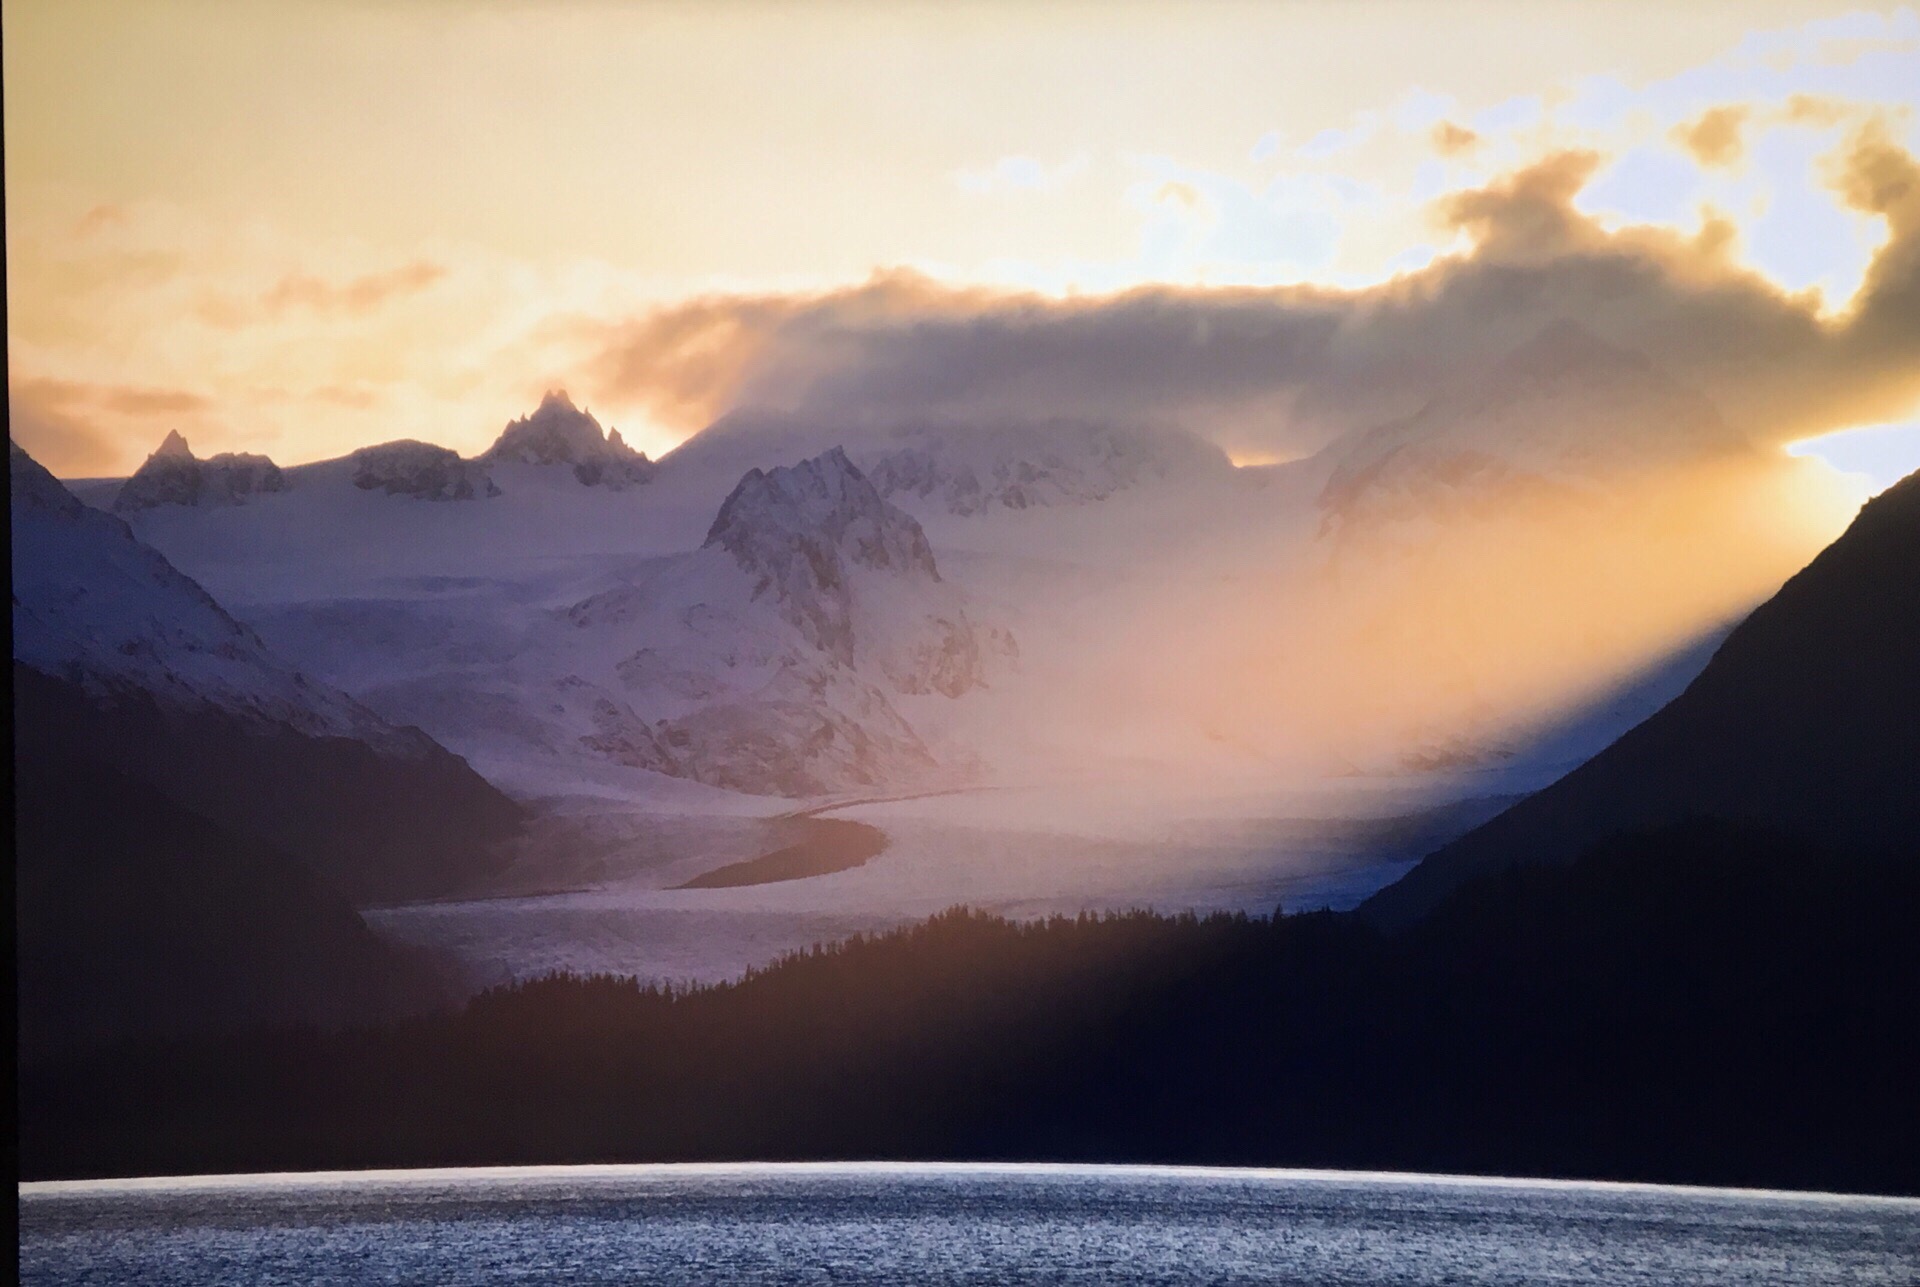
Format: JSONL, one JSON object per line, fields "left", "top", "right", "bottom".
{"left": 1318, "top": 319, "right": 1751, "bottom": 539}
{"left": 58, "top": 321, "right": 1839, "bottom": 807}
{"left": 1363, "top": 467, "right": 1920, "bottom": 928}
{"left": 104, "top": 390, "right": 651, "bottom": 512}
{"left": 23, "top": 318, "right": 1867, "bottom": 814}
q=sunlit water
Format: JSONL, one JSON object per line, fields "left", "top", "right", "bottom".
{"left": 20, "top": 1163, "right": 1920, "bottom": 1285}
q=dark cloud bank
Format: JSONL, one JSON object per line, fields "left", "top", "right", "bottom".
{"left": 586, "top": 121, "right": 1920, "bottom": 461}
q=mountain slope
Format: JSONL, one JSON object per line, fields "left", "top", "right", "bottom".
{"left": 15, "top": 753, "right": 453, "bottom": 1061}
{"left": 1318, "top": 320, "right": 1749, "bottom": 537}
{"left": 1361, "top": 468, "right": 1920, "bottom": 928}
{"left": 11, "top": 441, "right": 523, "bottom": 903}
{"left": 544, "top": 447, "right": 1011, "bottom": 795}
{"left": 1297, "top": 320, "right": 1854, "bottom": 771}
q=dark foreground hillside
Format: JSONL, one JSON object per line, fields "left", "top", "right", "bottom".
{"left": 14, "top": 755, "right": 458, "bottom": 1062}
{"left": 21, "top": 820, "right": 1919, "bottom": 1194}
{"left": 1363, "top": 470, "right": 1920, "bottom": 927}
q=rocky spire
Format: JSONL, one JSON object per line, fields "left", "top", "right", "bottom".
{"left": 152, "top": 430, "right": 195, "bottom": 462}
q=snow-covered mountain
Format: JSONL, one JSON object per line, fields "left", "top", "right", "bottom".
{"left": 481, "top": 390, "right": 656, "bottom": 489}
{"left": 42, "top": 332, "right": 1849, "bottom": 826}
{"left": 103, "top": 390, "right": 650, "bottom": 515}
{"left": 1317, "top": 321, "right": 1749, "bottom": 538}
{"left": 456, "top": 447, "right": 1015, "bottom": 797}
{"left": 108, "top": 436, "right": 1013, "bottom": 802}
{"left": 702, "top": 447, "right": 1005, "bottom": 694}
{"left": 665, "top": 412, "right": 1234, "bottom": 517}
{"left": 15, "top": 440, "right": 397, "bottom": 740}
{"left": 570, "top": 447, "right": 1014, "bottom": 793}
{"left": 1298, "top": 320, "right": 1848, "bottom": 773}
{"left": 113, "top": 430, "right": 288, "bottom": 512}
{"left": 11, "top": 440, "right": 520, "bottom": 902}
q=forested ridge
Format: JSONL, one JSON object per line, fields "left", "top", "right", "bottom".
{"left": 22, "top": 820, "right": 1919, "bottom": 1195}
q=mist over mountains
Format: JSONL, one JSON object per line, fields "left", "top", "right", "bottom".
{"left": 52, "top": 320, "right": 1857, "bottom": 810}
{"left": 1363, "top": 466, "right": 1920, "bottom": 927}
{"left": 13, "top": 304, "right": 1919, "bottom": 1185}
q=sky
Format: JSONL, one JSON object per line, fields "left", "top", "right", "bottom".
{"left": 6, "top": 0, "right": 1920, "bottom": 483}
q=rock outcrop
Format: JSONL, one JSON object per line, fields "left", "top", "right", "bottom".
{"left": 351, "top": 440, "right": 501, "bottom": 501}
{"left": 114, "top": 431, "right": 288, "bottom": 512}
{"left": 482, "top": 391, "right": 655, "bottom": 488}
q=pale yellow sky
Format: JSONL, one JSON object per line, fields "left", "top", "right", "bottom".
{"left": 6, "top": 0, "right": 1918, "bottom": 474}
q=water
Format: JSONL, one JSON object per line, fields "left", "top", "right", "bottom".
{"left": 20, "top": 1163, "right": 1920, "bottom": 1285}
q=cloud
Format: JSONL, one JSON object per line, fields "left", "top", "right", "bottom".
{"left": 1672, "top": 105, "right": 1751, "bottom": 166}
{"left": 261, "top": 260, "right": 448, "bottom": 319}
{"left": 954, "top": 153, "right": 1090, "bottom": 195}
{"left": 1828, "top": 117, "right": 1920, "bottom": 347}
{"left": 1297, "top": 112, "right": 1380, "bottom": 160}
{"left": 1434, "top": 150, "right": 1604, "bottom": 260}
{"left": 1154, "top": 180, "right": 1203, "bottom": 213}
{"left": 15, "top": 378, "right": 212, "bottom": 418}
{"left": 576, "top": 125, "right": 1920, "bottom": 463}
{"left": 69, "top": 203, "right": 130, "bottom": 238}
{"left": 1429, "top": 121, "right": 1480, "bottom": 158}
{"left": 1472, "top": 94, "right": 1545, "bottom": 135}
{"left": 1394, "top": 88, "right": 1456, "bottom": 135}
{"left": 6, "top": 379, "right": 201, "bottom": 476}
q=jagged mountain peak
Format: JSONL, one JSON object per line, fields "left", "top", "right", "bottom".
{"left": 114, "top": 432, "right": 287, "bottom": 513}
{"left": 153, "top": 429, "right": 195, "bottom": 462}
{"left": 705, "top": 446, "right": 940, "bottom": 584}
{"left": 483, "top": 390, "right": 654, "bottom": 487}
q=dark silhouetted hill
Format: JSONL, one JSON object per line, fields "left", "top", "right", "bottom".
{"left": 14, "top": 754, "right": 455, "bottom": 1061}
{"left": 1362, "top": 469, "right": 1920, "bottom": 929}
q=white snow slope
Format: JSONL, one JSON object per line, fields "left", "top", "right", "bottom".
{"left": 12, "top": 440, "right": 416, "bottom": 751}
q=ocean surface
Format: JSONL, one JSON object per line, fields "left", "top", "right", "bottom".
{"left": 20, "top": 1162, "right": 1920, "bottom": 1286}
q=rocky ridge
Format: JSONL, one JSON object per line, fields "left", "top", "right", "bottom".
{"left": 114, "top": 431, "right": 288, "bottom": 512}
{"left": 482, "top": 390, "right": 655, "bottom": 489}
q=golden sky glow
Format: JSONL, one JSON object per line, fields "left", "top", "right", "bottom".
{"left": 6, "top": 0, "right": 1919, "bottom": 474}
